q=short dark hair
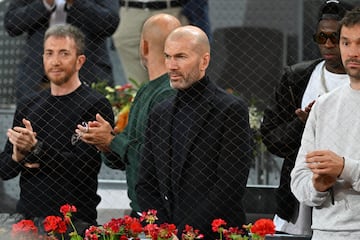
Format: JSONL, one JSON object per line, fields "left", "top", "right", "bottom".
{"left": 339, "top": 7, "right": 360, "bottom": 31}
{"left": 44, "top": 24, "right": 85, "bottom": 55}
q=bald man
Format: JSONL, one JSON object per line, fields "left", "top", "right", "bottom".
{"left": 76, "top": 14, "right": 181, "bottom": 216}
{"left": 136, "top": 26, "right": 253, "bottom": 238}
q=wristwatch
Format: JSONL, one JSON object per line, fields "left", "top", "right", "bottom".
{"left": 30, "top": 141, "right": 42, "bottom": 155}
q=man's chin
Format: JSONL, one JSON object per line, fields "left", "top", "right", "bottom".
{"left": 323, "top": 55, "right": 339, "bottom": 63}
{"left": 48, "top": 76, "right": 68, "bottom": 86}
{"left": 170, "top": 79, "right": 180, "bottom": 89}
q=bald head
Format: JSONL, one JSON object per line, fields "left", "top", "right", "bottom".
{"left": 166, "top": 25, "right": 210, "bottom": 55}
{"left": 141, "top": 14, "right": 181, "bottom": 53}
{"left": 139, "top": 14, "right": 181, "bottom": 80}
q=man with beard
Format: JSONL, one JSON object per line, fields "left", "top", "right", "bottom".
{"left": 0, "top": 24, "right": 114, "bottom": 237}
{"left": 4, "top": 0, "right": 119, "bottom": 103}
{"left": 135, "top": 26, "right": 252, "bottom": 238}
{"left": 260, "top": 0, "right": 352, "bottom": 235}
{"left": 291, "top": 7, "right": 360, "bottom": 239}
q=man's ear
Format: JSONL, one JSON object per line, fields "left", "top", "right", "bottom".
{"left": 142, "top": 39, "right": 149, "bottom": 56}
{"left": 76, "top": 54, "right": 86, "bottom": 71}
{"left": 200, "top": 53, "right": 210, "bottom": 71}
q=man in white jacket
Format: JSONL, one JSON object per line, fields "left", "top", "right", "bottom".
{"left": 291, "top": 7, "right": 360, "bottom": 240}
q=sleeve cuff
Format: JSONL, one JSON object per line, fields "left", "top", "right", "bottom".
{"left": 340, "top": 156, "right": 360, "bottom": 182}
{"left": 310, "top": 183, "right": 330, "bottom": 205}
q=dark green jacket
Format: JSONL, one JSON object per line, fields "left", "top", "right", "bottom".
{"left": 103, "top": 74, "right": 176, "bottom": 212}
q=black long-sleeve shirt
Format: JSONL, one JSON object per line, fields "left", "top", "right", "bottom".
{"left": 0, "top": 84, "right": 114, "bottom": 224}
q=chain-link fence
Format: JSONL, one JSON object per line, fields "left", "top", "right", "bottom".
{"left": 0, "top": 0, "right": 357, "bottom": 235}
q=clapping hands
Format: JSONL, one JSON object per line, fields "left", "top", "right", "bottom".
{"left": 75, "top": 114, "right": 115, "bottom": 152}
{"left": 295, "top": 100, "right": 315, "bottom": 123}
{"left": 7, "top": 118, "right": 39, "bottom": 168}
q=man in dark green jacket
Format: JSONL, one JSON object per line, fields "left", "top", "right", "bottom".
{"left": 76, "top": 14, "right": 181, "bottom": 216}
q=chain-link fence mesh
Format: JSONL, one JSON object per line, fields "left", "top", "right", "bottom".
{"left": 0, "top": 0, "right": 357, "bottom": 234}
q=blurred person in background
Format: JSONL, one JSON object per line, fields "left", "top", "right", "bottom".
{"left": 76, "top": 13, "right": 181, "bottom": 218}
{"left": 4, "top": 0, "right": 119, "bottom": 104}
{"left": 261, "top": 0, "right": 352, "bottom": 236}
{"left": 112, "top": 0, "right": 211, "bottom": 85}
{"left": 0, "top": 24, "right": 114, "bottom": 237}
{"left": 182, "top": 0, "right": 211, "bottom": 41}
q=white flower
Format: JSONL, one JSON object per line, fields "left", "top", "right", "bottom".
{"left": 249, "top": 105, "right": 263, "bottom": 131}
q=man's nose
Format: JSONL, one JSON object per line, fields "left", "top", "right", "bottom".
{"left": 166, "top": 58, "right": 178, "bottom": 69}
{"left": 51, "top": 56, "right": 60, "bottom": 65}
{"left": 324, "top": 38, "right": 337, "bottom": 48}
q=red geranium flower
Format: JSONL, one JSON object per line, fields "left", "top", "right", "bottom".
{"left": 92, "top": 215, "right": 142, "bottom": 239}
{"left": 44, "top": 215, "right": 67, "bottom": 234}
{"left": 223, "top": 226, "right": 247, "bottom": 240}
{"left": 84, "top": 225, "right": 104, "bottom": 240}
{"left": 140, "top": 209, "right": 158, "bottom": 224}
{"left": 60, "top": 204, "right": 77, "bottom": 224}
{"left": 182, "top": 224, "right": 204, "bottom": 240}
{"left": 103, "top": 218, "right": 124, "bottom": 234}
{"left": 250, "top": 218, "right": 275, "bottom": 237}
{"left": 129, "top": 220, "right": 143, "bottom": 235}
{"left": 143, "top": 223, "right": 157, "bottom": 238}
{"left": 211, "top": 218, "right": 227, "bottom": 233}
{"left": 120, "top": 235, "right": 129, "bottom": 240}
{"left": 150, "top": 223, "right": 177, "bottom": 240}
{"left": 210, "top": 217, "right": 275, "bottom": 240}
{"left": 143, "top": 222, "right": 178, "bottom": 240}
{"left": 60, "top": 204, "right": 77, "bottom": 216}
{"left": 12, "top": 219, "right": 38, "bottom": 234}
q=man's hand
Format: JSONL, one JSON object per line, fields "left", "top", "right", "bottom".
{"left": 306, "top": 150, "right": 344, "bottom": 177}
{"left": 306, "top": 150, "right": 344, "bottom": 191}
{"left": 76, "top": 113, "right": 115, "bottom": 152}
{"left": 66, "top": 0, "right": 74, "bottom": 5}
{"left": 45, "top": 0, "right": 55, "bottom": 6}
{"left": 7, "top": 118, "right": 38, "bottom": 163}
{"left": 295, "top": 100, "right": 315, "bottom": 123}
{"left": 312, "top": 173, "right": 336, "bottom": 192}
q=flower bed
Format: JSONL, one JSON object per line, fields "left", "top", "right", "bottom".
{"left": 9, "top": 204, "right": 275, "bottom": 240}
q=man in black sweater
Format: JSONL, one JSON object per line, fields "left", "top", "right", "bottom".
{"left": 0, "top": 24, "right": 114, "bottom": 235}
{"left": 136, "top": 26, "right": 252, "bottom": 239}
